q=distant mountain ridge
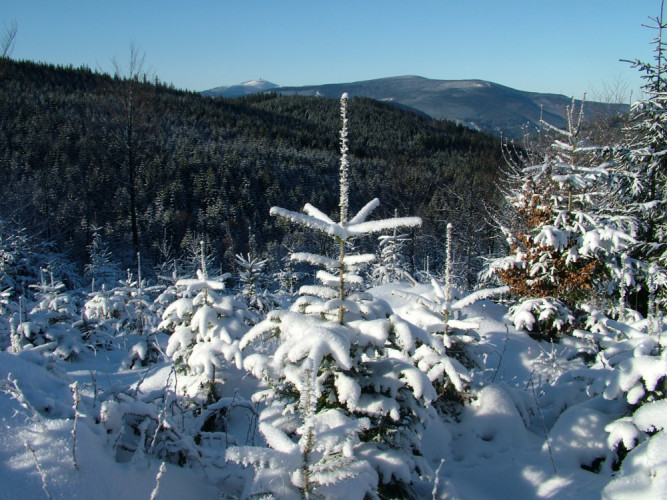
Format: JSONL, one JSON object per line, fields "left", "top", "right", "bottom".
{"left": 202, "top": 75, "right": 626, "bottom": 138}
{"left": 202, "top": 79, "right": 279, "bottom": 98}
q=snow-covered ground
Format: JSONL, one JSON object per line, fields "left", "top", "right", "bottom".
{"left": 1, "top": 282, "right": 664, "bottom": 499}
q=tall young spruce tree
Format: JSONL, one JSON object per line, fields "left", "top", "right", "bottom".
{"left": 615, "top": 2, "right": 667, "bottom": 313}
{"left": 227, "top": 94, "right": 438, "bottom": 499}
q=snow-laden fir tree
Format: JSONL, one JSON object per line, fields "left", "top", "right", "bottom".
{"left": 85, "top": 227, "right": 120, "bottom": 292}
{"left": 113, "top": 256, "right": 162, "bottom": 367}
{"left": 587, "top": 11, "right": 667, "bottom": 485}
{"left": 484, "top": 98, "right": 637, "bottom": 337}
{"left": 158, "top": 241, "right": 247, "bottom": 390}
{"left": 394, "top": 224, "right": 509, "bottom": 409}
{"left": 371, "top": 209, "right": 415, "bottom": 285}
{"left": 613, "top": 4, "right": 667, "bottom": 314}
{"left": 13, "top": 266, "right": 84, "bottom": 359}
{"left": 227, "top": 93, "right": 437, "bottom": 499}
{"left": 235, "top": 253, "right": 277, "bottom": 320}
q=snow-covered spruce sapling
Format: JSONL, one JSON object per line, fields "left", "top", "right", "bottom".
{"left": 394, "top": 276, "right": 508, "bottom": 408}
{"left": 14, "top": 267, "right": 84, "bottom": 359}
{"left": 566, "top": 301, "right": 667, "bottom": 477}
{"left": 371, "top": 209, "right": 415, "bottom": 285}
{"left": 228, "top": 93, "right": 435, "bottom": 499}
{"left": 80, "top": 282, "right": 127, "bottom": 350}
{"left": 274, "top": 252, "right": 302, "bottom": 298}
{"left": 0, "top": 286, "right": 12, "bottom": 348}
{"left": 234, "top": 253, "right": 277, "bottom": 320}
{"left": 392, "top": 223, "right": 510, "bottom": 401}
{"left": 158, "top": 241, "right": 246, "bottom": 389}
{"left": 115, "top": 255, "right": 163, "bottom": 367}
{"left": 84, "top": 227, "right": 120, "bottom": 292}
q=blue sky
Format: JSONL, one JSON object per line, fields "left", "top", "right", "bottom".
{"left": 0, "top": 1, "right": 659, "bottom": 99}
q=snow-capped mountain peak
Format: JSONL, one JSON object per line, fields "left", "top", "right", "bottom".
{"left": 201, "top": 79, "right": 278, "bottom": 97}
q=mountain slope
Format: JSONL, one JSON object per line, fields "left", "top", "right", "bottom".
{"left": 201, "top": 79, "right": 278, "bottom": 98}
{"left": 204, "top": 76, "right": 626, "bottom": 138}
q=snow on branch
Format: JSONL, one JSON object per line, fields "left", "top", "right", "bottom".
{"left": 451, "top": 286, "right": 510, "bottom": 310}
{"left": 291, "top": 252, "right": 340, "bottom": 269}
{"left": 271, "top": 205, "right": 421, "bottom": 240}
{"left": 348, "top": 198, "right": 380, "bottom": 225}
{"left": 270, "top": 206, "right": 344, "bottom": 238}
{"left": 343, "top": 254, "right": 376, "bottom": 266}
{"left": 347, "top": 216, "right": 422, "bottom": 236}
{"left": 303, "top": 203, "right": 335, "bottom": 225}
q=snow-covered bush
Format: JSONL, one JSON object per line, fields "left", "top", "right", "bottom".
{"left": 556, "top": 299, "right": 667, "bottom": 484}
{"left": 507, "top": 297, "right": 577, "bottom": 338}
{"left": 98, "top": 368, "right": 255, "bottom": 469}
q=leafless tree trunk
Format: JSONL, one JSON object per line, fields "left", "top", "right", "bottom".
{"left": 102, "top": 43, "right": 153, "bottom": 255}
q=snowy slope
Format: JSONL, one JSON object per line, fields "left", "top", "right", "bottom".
{"left": 0, "top": 283, "right": 663, "bottom": 499}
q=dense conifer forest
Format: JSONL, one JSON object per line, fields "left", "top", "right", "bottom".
{"left": 0, "top": 58, "right": 503, "bottom": 282}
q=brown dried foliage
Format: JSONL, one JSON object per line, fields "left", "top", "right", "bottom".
{"left": 498, "top": 185, "right": 601, "bottom": 306}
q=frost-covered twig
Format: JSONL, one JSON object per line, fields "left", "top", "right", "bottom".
{"left": 530, "top": 379, "right": 557, "bottom": 474}
{"left": 3, "top": 374, "right": 46, "bottom": 432}
{"left": 445, "top": 223, "right": 452, "bottom": 307}
{"left": 431, "top": 458, "right": 445, "bottom": 500}
{"left": 147, "top": 366, "right": 176, "bottom": 464}
{"left": 131, "top": 365, "right": 153, "bottom": 398}
{"left": 339, "top": 93, "right": 349, "bottom": 225}
{"left": 245, "top": 400, "right": 260, "bottom": 446}
{"left": 71, "top": 382, "right": 80, "bottom": 470}
{"left": 149, "top": 462, "right": 167, "bottom": 500}
{"left": 299, "top": 365, "right": 316, "bottom": 497}
{"left": 491, "top": 326, "right": 510, "bottom": 384}
{"left": 25, "top": 441, "right": 53, "bottom": 500}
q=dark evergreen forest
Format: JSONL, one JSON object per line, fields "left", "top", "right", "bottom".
{"left": 0, "top": 58, "right": 503, "bottom": 284}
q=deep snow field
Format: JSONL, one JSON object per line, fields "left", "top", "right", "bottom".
{"left": 1, "top": 282, "right": 664, "bottom": 499}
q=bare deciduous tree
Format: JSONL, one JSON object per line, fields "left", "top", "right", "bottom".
{"left": 1, "top": 20, "right": 18, "bottom": 58}
{"left": 104, "top": 43, "right": 154, "bottom": 255}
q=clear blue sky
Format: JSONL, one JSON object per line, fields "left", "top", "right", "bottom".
{"left": 0, "top": 1, "right": 659, "bottom": 99}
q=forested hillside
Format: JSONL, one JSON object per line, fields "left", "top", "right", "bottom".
{"left": 0, "top": 58, "right": 503, "bottom": 282}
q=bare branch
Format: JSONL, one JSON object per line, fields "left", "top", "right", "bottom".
{"left": 1, "top": 20, "right": 18, "bottom": 59}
